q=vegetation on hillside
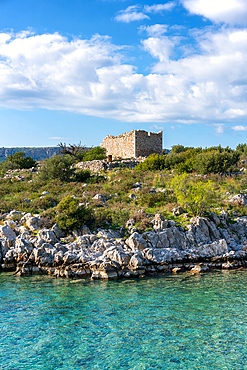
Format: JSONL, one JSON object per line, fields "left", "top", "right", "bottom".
{"left": 58, "top": 142, "right": 106, "bottom": 162}
{"left": 1, "top": 151, "right": 37, "bottom": 171}
{"left": 136, "top": 145, "right": 240, "bottom": 174}
{"left": 0, "top": 143, "right": 247, "bottom": 234}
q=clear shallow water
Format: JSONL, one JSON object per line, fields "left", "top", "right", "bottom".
{"left": 0, "top": 271, "right": 247, "bottom": 370}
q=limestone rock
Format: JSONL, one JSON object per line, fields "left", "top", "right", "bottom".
{"left": 172, "top": 206, "right": 185, "bottom": 216}
{"left": 51, "top": 223, "right": 64, "bottom": 239}
{"left": 37, "top": 229, "right": 57, "bottom": 244}
{"left": 92, "top": 194, "right": 106, "bottom": 203}
{"left": 152, "top": 213, "right": 169, "bottom": 232}
{"left": 190, "top": 265, "right": 202, "bottom": 273}
{"left": 26, "top": 216, "right": 41, "bottom": 232}
{"left": 228, "top": 194, "right": 247, "bottom": 206}
{"left": 0, "top": 225, "right": 16, "bottom": 247}
{"left": 125, "top": 232, "right": 147, "bottom": 251}
{"left": 103, "top": 246, "right": 130, "bottom": 266}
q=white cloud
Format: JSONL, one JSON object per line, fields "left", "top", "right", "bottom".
{"left": 232, "top": 125, "right": 247, "bottom": 131}
{"left": 144, "top": 2, "right": 176, "bottom": 13}
{"left": 114, "top": 5, "right": 149, "bottom": 22}
{"left": 151, "top": 124, "right": 164, "bottom": 130}
{"left": 142, "top": 35, "right": 180, "bottom": 61}
{"left": 115, "top": 2, "right": 175, "bottom": 22}
{"left": 182, "top": 0, "right": 247, "bottom": 25}
{"left": 0, "top": 29, "right": 247, "bottom": 125}
{"left": 212, "top": 124, "right": 225, "bottom": 134}
{"left": 139, "top": 24, "right": 168, "bottom": 37}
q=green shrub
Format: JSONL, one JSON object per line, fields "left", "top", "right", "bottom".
{"left": 58, "top": 143, "right": 106, "bottom": 162}
{"left": 4, "top": 151, "right": 37, "bottom": 170}
{"left": 194, "top": 151, "right": 240, "bottom": 174}
{"left": 139, "top": 192, "right": 171, "bottom": 207}
{"left": 236, "top": 143, "right": 247, "bottom": 155}
{"left": 38, "top": 155, "right": 75, "bottom": 181}
{"left": 169, "top": 174, "right": 217, "bottom": 216}
{"left": 74, "top": 169, "right": 91, "bottom": 182}
{"left": 111, "top": 209, "right": 130, "bottom": 227}
{"left": 80, "top": 146, "right": 106, "bottom": 162}
{"left": 135, "top": 154, "right": 166, "bottom": 171}
{"left": 56, "top": 195, "right": 92, "bottom": 232}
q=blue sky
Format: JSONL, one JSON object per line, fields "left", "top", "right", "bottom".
{"left": 0, "top": 0, "right": 247, "bottom": 149}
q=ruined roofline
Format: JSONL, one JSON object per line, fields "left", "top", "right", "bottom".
{"left": 101, "top": 129, "right": 163, "bottom": 160}
{"left": 102, "top": 129, "right": 162, "bottom": 141}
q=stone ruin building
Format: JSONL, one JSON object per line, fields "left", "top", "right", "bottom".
{"left": 100, "top": 130, "right": 163, "bottom": 161}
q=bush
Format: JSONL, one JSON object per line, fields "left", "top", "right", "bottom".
{"left": 139, "top": 192, "right": 171, "bottom": 207}
{"left": 169, "top": 174, "right": 216, "bottom": 216}
{"left": 194, "top": 151, "right": 240, "bottom": 174}
{"left": 74, "top": 169, "right": 91, "bottom": 182}
{"left": 58, "top": 143, "right": 106, "bottom": 162}
{"left": 135, "top": 154, "right": 166, "bottom": 171}
{"left": 79, "top": 146, "right": 106, "bottom": 162}
{"left": 38, "top": 155, "right": 75, "bottom": 181}
{"left": 111, "top": 209, "right": 130, "bottom": 227}
{"left": 4, "top": 151, "right": 37, "bottom": 170}
{"left": 56, "top": 195, "right": 92, "bottom": 232}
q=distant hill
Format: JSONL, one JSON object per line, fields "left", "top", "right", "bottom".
{"left": 0, "top": 147, "right": 59, "bottom": 162}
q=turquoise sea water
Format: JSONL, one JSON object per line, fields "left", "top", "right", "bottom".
{"left": 0, "top": 271, "right": 247, "bottom": 370}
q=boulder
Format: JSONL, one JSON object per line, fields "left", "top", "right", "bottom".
{"left": 228, "top": 194, "right": 247, "bottom": 206}
{"left": 152, "top": 214, "right": 169, "bottom": 232}
{"left": 125, "top": 232, "right": 147, "bottom": 251}
{"left": 129, "top": 252, "right": 144, "bottom": 269}
{"left": 0, "top": 225, "right": 16, "bottom": 247}
{"left": 51, "top": 223, "right": 64, "bottom": 239}
{"left": 196, "top": 239, "right": 228, "bottom": 258}
{"left": 37, "top": 229, "right": 57, "bottom": 244}
{"left": 92, "top": 194, "right": 106, "bottom": 203}
{"left": 18, "top": 226, "right": 30, "bottom": 236}
{"left": 172, "top": 206, "right": 185, "bottom": 216}
{"left": 26, "top": 217, "right": 41, "bottom": 232}
{"left": 103, "top": 246, "right": 130, "bottom": 266}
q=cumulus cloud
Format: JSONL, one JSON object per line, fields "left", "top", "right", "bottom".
{"left": 115, "top": 2, "right": 175, "bottom": 22}
{"left": 182, "top": 0, "right": 247, "bottom": 25}
{"left": 232, "top": 125, "right": 247, "bottom": 131}
{"left": 212, "top": 124, "right": 225, "bottom": 134}
{"left": 114, "top": 5, "right": 149, "bottom": 22}
{"left": 142, "top": 35, "right": 181, "bottom": 61}
{"left": 139, "top": 24, "right": 168, "bottom": 37}
{"left": 0, "top": 29, "right": 247, "bottom": 125}
{"left": 144, "top": 2, "right": 176, "bottom": 13}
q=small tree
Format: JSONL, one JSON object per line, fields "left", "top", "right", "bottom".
{"left": 135, "top": 154, "right": 166, "bottom": 171}
{"left": 5, "top": 151, "right": 37, "bottom": 170}
{"left": 169, "top": 174, "right": 216, "bottom": 216}
{"left": 58, "top": 142, "right": 106, "bottom": 162}
{"left": 38, "top": 155, "right": 75, "bottom": 181}
{"left": 194, "top": 150, "right": 240, "bottom": 174}
{"left": 56, "top": 195, "right": 92, "bottom": 232}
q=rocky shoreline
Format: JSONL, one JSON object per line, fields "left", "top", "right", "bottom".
{"left": 1, "top": 210, "right": 247, "bottom": 279}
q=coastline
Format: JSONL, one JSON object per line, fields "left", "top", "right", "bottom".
{"left": 1, "top": 211, "right": 247, "bottom": 279}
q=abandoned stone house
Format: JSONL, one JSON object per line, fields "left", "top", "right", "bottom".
{"left": 100, "top": 130, "right": 162, "bottom": 161}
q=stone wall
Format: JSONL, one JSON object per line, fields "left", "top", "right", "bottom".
{"left": 100, "top": 130, "right": 162, "bottom": 159}
{"left": 135, "top": 130, "right": 162, "bottom": 157}
{"left": 75, "top": 158, "right": 145, "bottom": 172}
{"left": 100, "top": 131, "right": 136, "bottom": 159}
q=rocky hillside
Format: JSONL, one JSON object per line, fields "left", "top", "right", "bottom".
{"left": 0, "top": 147, "right": 59, "bottom": 162}
{"left": 1, "top": 210, "right": 247, "bottom": 279}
